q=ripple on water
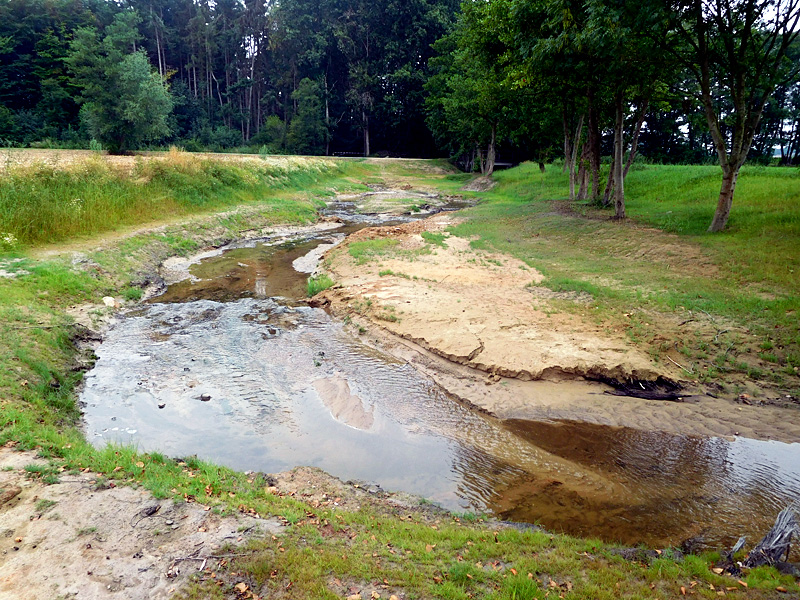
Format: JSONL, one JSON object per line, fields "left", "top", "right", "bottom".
{"left": 81, "top": 231, "right": 800, "bottom": 548}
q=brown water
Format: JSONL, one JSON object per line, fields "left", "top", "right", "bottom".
{"left": 81, "top": 226, "right": 800, "bottom": 549}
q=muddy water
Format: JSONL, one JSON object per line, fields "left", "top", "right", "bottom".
{"left": 81, "top": 222, "right": 800, "bottom": 549}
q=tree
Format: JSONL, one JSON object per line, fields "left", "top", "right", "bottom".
{"left": 664, "top": 0, "right": 800, "bottom": 231}
{"left": 287, "top": 78, "right": 328, "bottom": 154}
{"left": 67, "top": 11, "right": 172, "bottom": 153}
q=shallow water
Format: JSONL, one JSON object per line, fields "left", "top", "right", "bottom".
{"left": 81, "top": 218, "right": 800, "bottom": 548}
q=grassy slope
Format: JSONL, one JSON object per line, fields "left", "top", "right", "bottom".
{"left": 449, "top": 163, "right": 800, "bottom": 395}
{"left": 0, "top": 154, "right": 797, "bottom": 599}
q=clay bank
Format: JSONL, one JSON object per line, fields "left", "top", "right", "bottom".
{"left": 80, "top": 194, "right": 800, "bottom": 550}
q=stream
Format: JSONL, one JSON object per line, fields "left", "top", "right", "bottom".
{"left": 81, "top": 200, "right": 800, "bottom": 549}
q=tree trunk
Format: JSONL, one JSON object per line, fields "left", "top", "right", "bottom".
{"left": 363, "top": 111, "right": 370, "bottom": 156}
{"left": 485, "top": 124, "right": 497, "bottom": 176}
{"left": 613, "top": 92, "right": 625, "bottom": 219}
{"left": 562, "top": 109, "right": 571, "bottom": 174}
{"left": 538, "top": 161, "right": 545, "bottom": 173}
{"left": 587, "top": 91, "right": 601, "bottom": 201}
{"left": 477, "top": 144, "right": 486, "bottom": 175}
{"left": 708, "top": 166, "right": 739, "bottom": 232}
{"left": 577, "top": 143, "right": 589, "bottom": 201}
{"left": 569, "top": 115, "right": 584, "bottom": 201}
{"left": 324, "top": 73, "right": 330, "bottom": 156}
{"left": 602, "top": 159, "right": 615, "bottom": 207}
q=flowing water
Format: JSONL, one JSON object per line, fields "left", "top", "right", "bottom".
{"left": 81, "top": 205, "right": 800, "bottom": 549}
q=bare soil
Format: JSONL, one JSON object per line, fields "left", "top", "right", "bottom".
{"left": 318, "top": 214, "right": 800, "bottom": 443}
{"left": 0, "top": 447, "right": 282, "bottom": 600}
{"left": 0, "top": 448, "right": 440, "bottom": 600}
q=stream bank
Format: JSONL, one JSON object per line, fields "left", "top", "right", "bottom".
{"left": 75, "top": 191, "right": 800, "bottom": 551}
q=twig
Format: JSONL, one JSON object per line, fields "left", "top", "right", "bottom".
{"left": 666, "top": 355, "right": 691, "bottom": 372}
{"left": 698, "top": 309, "right": 714, "bottom": 320}
{"left": 712, "top": 328, "right": 729, "bottom": 343}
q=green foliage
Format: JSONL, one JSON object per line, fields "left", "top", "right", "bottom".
{"left": 421, "top": 231, "right": 447, "bottom": 247}
{"left": 67, "top": 12, "right": 172, "bottom": 153}
{"left": 288, "top": 79, "right": 327, "bottom": 155}
{"left": 306, "top": 273, "right": 335, "bottom": 296}
{"left": 0, "top": 153, "right": 344, "bottom": 245}
{"left": 347, "top": 238, "right": 399, "bottom": 264}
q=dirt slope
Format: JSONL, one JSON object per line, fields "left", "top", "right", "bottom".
{"left": 321, "top": 214, "right": 672, "bottom": 382}
{"left": 0, "top": 448, "right": 282, "bottom": 600}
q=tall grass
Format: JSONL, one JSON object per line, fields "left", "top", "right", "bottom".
{"left": 0, "top": 150, "right": 348, "bottom": 246}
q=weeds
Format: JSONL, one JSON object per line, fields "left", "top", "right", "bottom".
{"left": 348, "top": 238, "right": 399, "bottom": 264}
{"left": 306, "top": 274, "right": 335, "bottom": 296}
{"left": 421, "top": 230, "right": 448, "bottom": 247}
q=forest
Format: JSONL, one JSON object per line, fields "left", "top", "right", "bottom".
{"left": 1, "top": 0, "right": 799, "bottom": 229}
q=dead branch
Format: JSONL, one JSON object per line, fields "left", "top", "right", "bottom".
{"left": 743, "top": 508, "right": 799, "bottom": 568}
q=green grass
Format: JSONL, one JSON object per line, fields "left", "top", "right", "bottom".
{"left": 0, "top": 151, "right": 347, "bottom": 246}
{"left": 421, "top": 230, "right": 448, "bottom": 247}
{"left": 448, "top": 162, "right": 800, "bottom": 392}
{"left": 0, "top": 155, "right": 797, "bottom": 600}
{"left": 348, "top": 238, "right": 400, "bottom": 264}
{"left": 307, "top": 274, "right": 335, "bottom": 296}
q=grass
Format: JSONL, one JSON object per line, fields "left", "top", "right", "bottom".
{"left": 448, "top": 162, "right": 800, "bottom": 393}
{"left": 0, "top": 149, "right": 344, "bottom": 246}
{"left": 421, "top": 230, "right": 448, "bottom": 247}
{"left": 307, "top": 274, "right": 335, "bottom": 296}
{"left": 348, "top": 238, "right": 400, "bottom": 264}
{"left": 0, "top": 154, "right": 797, "bottom": 599}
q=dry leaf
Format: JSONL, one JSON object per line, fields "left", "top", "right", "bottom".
{"left": 712, "top": 568, "right": 724, "bottom": 574}
{"left": 510, "top": 568, "right": 518, "bottom": 576}
{"left": 135, "top": 461, "right": 144, "bottom": 468}
{"left": 371, "top": 592, "right": 381, "bottom": 600}
{"left": 346, "top": 595, "right": 361, "bottom": 600}
{"left": 234, "top": 582, "right": 249, "bottom": 593}
{"left": 680, "top": 586, "right": 686, "bottom": 595}
{"left": 737, "top": 580, "right": 748, "bottom": 588}
{"left": 776, "top": 586, "right": 788, "bottom": 593}
{"left": 425, "top": 544, "right": 435, "bottom": 552}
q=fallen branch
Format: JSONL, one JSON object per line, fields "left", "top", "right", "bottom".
{"left": 743, "top": 508, "right": 799, "bottom": 568}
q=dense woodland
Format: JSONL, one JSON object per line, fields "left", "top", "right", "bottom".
{"left": 1, "top": 0, "right": 800, "bottom": 230}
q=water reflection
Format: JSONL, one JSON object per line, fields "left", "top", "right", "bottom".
{"left": 80, "top": 229, "right": 800, "bottom": 548}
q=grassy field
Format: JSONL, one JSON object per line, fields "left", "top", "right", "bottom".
{"left": 449, "top": 163, "right": 800, "bottom": 395}
{"left": 0, "top": 153, "right": 798, "bottom": 599}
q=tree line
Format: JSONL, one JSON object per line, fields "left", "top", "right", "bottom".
{"left": 0, "top": 0, "right": 459, "bottom": 156}
{"left": 425, "top": 0, "right": 800, "bottom": 231}
{"left": 1, "top": 0, "right": 799, "bottom": 230}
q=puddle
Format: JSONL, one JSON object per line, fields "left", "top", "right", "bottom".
{"left": 80, "top": 200, "right": 800, "bottom": 549}
{"left": 497, "top": 420, "right": 800, "bottom": 547}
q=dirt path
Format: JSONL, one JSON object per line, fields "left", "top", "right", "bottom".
{"left": 318, "top": 214, "right": 800, "bottom": 443}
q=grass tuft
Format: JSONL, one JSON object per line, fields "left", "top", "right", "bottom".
{"left": 307, "top": 274, "right": 335, "bottom": 297}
